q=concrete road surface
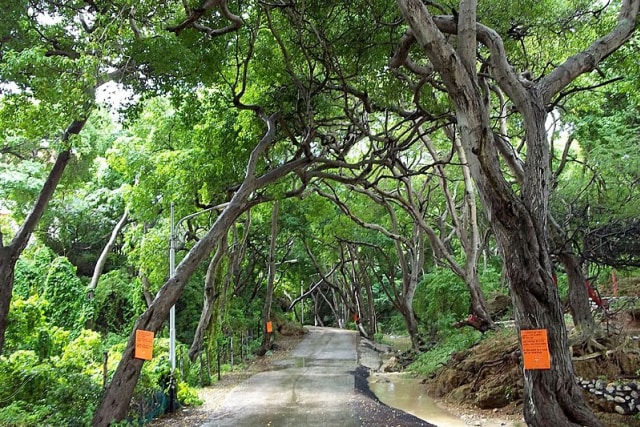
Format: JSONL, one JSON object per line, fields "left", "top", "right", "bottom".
{"left": 201, "top": 326, "right": 359, "bottom": 427}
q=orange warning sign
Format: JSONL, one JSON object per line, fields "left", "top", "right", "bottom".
{"left": 266, "top": 321, "right": 273, "bottom": 333}
{"left": 135, "top": 330, "right": 154, "bottom": 361}
{"left": 521, "top": 329, "right": 551, "bottom": 370}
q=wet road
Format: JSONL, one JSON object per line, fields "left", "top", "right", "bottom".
{"left": 201, "top": 327, "right": 359, "bottom": 427}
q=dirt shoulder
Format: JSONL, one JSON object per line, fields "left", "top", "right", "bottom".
{"left": 424, "top": 324, "right": 640, "bottom": 427}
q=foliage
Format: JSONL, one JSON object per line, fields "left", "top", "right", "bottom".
{"left": 4, "top": 295, "right": 69, "bottom": 359}
{"left": 41, "top": 256, "right": 91, "bottom": 333}
{"left": 0, "top": 331, "right": 104, "bottom": 427}
{"left": 1, "top": 1, "right": 640, "bottom": 424}
{"left": 12, "top": 246, "right": 89, "bottom": 333}
{"left": 177, "top": 381, "right": 203, "bottom": 407}
{"left": 414, "top": 269, "right": 471, "bottom": 331}
{"left": 409, "top": 327, "right": 483, "bottom": 377}
{"left": 90, "top": 270, "right": 146, "bottom": 335}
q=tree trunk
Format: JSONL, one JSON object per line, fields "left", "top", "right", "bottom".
{"left": 88, "top": 209, "right": 129, "bottom": 298}
{"left": 0, "top": 119, "right": 85, "bottom": 354}
{"left": 466, "top": 271, "right": 494, "bottom": 332}
{"left": 394, "top": 1, "right": 638, "bottom": 424}
{"left": 188, "top": 238, "right": 226, "bottom": 361}
{"left": 557, "top": 252, "right": 598, "bottom": 344}
{"left": 0, "top": 252, "right": 19, "bottom": 354}
{"left": 93, "top": 114, "right": 299, "bottom": 426}
{"left": 402, "top": 297, "right": 421, "bottom": 351}
{"left": 257, "top": 200, "right": 278, "bottom": 356}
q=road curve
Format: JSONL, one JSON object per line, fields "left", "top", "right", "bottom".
{"left": 201, "top": 326, "right": 358, "bottom": 427}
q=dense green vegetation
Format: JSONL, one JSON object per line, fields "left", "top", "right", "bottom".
{"left": 1, "top": 1, "right": 639, "bottom": 426}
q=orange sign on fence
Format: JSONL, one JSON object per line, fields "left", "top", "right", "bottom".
{"left": 266, "top": 321, "right": 273, "bottom": 333}
{"left": 520, "top": 329, "right": 551, "bottom": 370}
{"left": 135, "top": 329, "right": 154, "bottom": 361}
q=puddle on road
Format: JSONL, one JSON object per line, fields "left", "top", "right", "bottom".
{"left": 368, "top": 373, "right": 468, "bottom": 427}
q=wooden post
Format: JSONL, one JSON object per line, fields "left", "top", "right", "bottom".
{"left": 217, "top": 338, "right": 221, "bottom": 381}
{"left": 199, "top": 354, "right": 204, "bottom": 387}
{"left": 102, "top": 351, "right": 108, "bottom": 388}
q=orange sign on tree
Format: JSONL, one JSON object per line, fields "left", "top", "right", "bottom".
{"left": 266, "top": 321, "right": 273, "bottom": 333}
{"left": 135, "top": 329, "right": 154, "bottom": 361}
{"left": 520, "top": 329, "right": 551, "bottom": 370}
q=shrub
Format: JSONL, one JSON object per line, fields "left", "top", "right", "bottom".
{"left": 409, "top": 327, "right": 483, "bottom": 376}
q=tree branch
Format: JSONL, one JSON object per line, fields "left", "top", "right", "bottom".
{"left": 539, "top": 0, "right": 640, "bottom": 103}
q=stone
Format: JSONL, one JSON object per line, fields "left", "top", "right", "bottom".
{"left": 605, "top": 394, "right": 615, "bottom": 401}
{"left": 380, "top": 356, "right": 399, "bottom": 372}
{"left": 632, "top": 391, "right": 639, "bottom": 399}
{"left": 595, "top": 379, "right": 605, "bottom": 390}
{"left": 615, "top": 405, "right": 628, "bottom": 415}
{"left": 615, "top": 396, "right": 626, "bottom": 404}
{"left": 606, "top": 384, "right": 615, "bottom": 393}
{"left": 475, "top": 387, "right": 510, "bottom": 409}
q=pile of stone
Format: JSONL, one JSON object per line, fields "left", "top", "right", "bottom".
{"left": 578, "top": 377, "right": 640, "bottom": 415}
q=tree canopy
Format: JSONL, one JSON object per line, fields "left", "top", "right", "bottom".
{"left": 1, "top": 1, "right": 639, "bottom": 426}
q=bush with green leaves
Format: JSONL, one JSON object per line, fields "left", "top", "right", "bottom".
{"left": 90, "top": 269, "right": 146, "bottom": 335}
{"left": 414, "top": 269, "right": 470, "bottom": 332}
{"left": 0, "top": 330, "right": 104, "bottom": 427}
{"left": 13, "top": 247, "right": 90, "bottom": 335}
{"left": 409, "top": 327, "right": 483, "bottom": 377}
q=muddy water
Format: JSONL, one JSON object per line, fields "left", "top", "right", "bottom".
{"left": 368, "top": 373, "right": 468, "bottom": 427}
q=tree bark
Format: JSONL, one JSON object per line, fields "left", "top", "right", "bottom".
{"left": 257, "top": 200, "right": 279, "bottom": 356}
{"left": 188, "top": 237, "right": 227, "bottom": 361}
{"left": 88, "top": 209, "right": 129, "bottom": 298}
{"left": 557, "top": 251, "right": 599, "bottom": 344}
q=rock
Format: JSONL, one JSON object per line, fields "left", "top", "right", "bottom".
{"left": 449, "top": 384, "right": 474, "bottom": 403}
{"left": 487, "top": 294, "right": 511, "bottom": 317}
{"left": 380, "top": 356, "right": 399, "bottom": 372}
{"left": 615, "top": 405, "right": 628, "bottom": 415}
{"left": 614, "top": 396, "right": 626, "bottom": 404}
{"left": 475, "top": 387, "right": 510, "bottom": 409}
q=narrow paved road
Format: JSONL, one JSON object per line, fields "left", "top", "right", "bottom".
{"left": 202, "top": 327, "right": 359, "bottom": 427}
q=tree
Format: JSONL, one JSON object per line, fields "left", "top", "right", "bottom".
{"left": 257, "top": 200, "right": 279, "bottom": 356}
{"left": 0, "top": 0, "right": 134, "bottom": 352}
{"left": 0, "top": 121, "right": 85, "bottom": 353}
{"left": 394, "top": 1, "right": 639, "bottom": 425}
{"left": 92, "top": 110, "right": 310, "bottom": 424}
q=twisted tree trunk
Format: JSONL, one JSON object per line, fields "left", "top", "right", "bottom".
{"left": 396, "top": 0, "right": 639, "bottom": 424}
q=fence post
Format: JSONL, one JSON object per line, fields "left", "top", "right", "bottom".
{"left": 217, "top": 338, "right": 222, "bottom": 381}
{"left": 102, "top": 351, "right": 108, "bottom": 388}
